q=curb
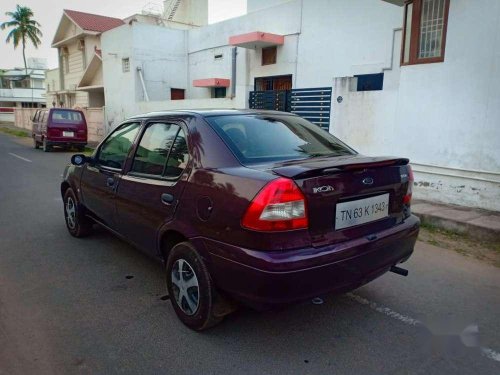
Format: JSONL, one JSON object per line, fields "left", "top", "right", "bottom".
{"left": 412, "top": 202, "right": 500, "bottom": 243}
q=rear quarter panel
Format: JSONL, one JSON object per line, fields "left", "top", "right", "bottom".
{"left": 164, "top": 115, "right": 313, "bottom": 252}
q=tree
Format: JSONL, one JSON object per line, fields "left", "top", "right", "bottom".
{"left": 1, "top": 5, "right": 42, "bottom": 76}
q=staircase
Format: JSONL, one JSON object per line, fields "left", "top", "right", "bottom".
{"left": 167, "top": 0, "right": 182, "bottom": 21}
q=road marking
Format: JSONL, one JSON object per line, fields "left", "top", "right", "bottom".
{"left": 481, "top": 348, "right": 500, "bottom": 362}
{"left": 346, "top": 293, "right": 420, "bottom": 326}
{"left": 8, "top": 153, "right": 32, "bottom": 163}
{"left": 346, "top": 292, "right": 500, "bottom": 363}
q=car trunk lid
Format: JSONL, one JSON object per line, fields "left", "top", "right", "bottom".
{"left": 258, "top": 155, "right": 412, "bottom": 246}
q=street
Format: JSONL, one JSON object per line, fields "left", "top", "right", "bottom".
{"left": 0, "top": 132, "right": 499, "bottom": 375}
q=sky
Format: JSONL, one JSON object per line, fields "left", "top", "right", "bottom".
{"left": 0, "top": 0, "right": 247, "bottom": 69}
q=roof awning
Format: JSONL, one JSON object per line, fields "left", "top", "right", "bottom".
{"left": 193, "top": 78, "right": 230, "bottom": 88}
{"left": 77, "top": 52, "right": 103, "bottom": 90}
{"left": 229, "top": 31, "right": 284, "bottom": 49}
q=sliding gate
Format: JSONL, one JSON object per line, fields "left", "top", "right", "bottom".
{"left": 249, "top": 87, "right": 332, "bottom": 130}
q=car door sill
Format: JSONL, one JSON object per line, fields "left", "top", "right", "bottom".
{"left": 87, "top": 215, "right": 163, "bottom": 262}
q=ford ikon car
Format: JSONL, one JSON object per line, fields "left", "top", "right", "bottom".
{"left": 61, "top": 110, "right": 419, "bottom": 330}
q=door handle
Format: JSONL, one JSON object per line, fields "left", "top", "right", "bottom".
{"left": 106, "top": 177, "right": 115, "bottom": 187}
{"left": 161, "top": 193, "right": 174, "bottom": 205}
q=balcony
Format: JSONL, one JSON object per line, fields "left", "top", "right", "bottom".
{"left": 0, "top": 88, "right": 45, "bottom": 103}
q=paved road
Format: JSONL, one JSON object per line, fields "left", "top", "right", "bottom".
{"left": 0, "top": 132, "right": 499, "bottom": 375}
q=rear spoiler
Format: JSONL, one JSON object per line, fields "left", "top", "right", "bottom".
{"left": 271, "top": 156, "right": 409, "bottom": 179}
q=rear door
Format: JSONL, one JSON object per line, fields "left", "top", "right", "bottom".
{"left": 35, "top": 110, "right": 48, "bottom": 141}
{"left": 47, "top": 109, "right": 86, "bottom": 142}
{"left": 80, "top": 122, "right": 142, "bottom": 229}
{"left": 41, "top": 110, "right": 49, "bottom": 138}
{"left": 31, "top": 110, "right": 40, "bottom": 137}
{"left": 114, "top": 120, "right": 191, "bottom": 254}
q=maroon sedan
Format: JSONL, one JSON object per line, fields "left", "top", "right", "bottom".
{"left": 61, "top": 110, "right": 419, "bottom": 330}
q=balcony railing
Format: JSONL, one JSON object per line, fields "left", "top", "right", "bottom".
{"left": 0, "top": 88, "right": 45, "bottom": 102}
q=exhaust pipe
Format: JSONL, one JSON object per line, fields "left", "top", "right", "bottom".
{"left": 390, "top": 265, "right": 409, "bottom": 277}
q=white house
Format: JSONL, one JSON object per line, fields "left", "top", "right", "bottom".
{"left": 0, "top": 58, "right": 47, "bottom": 108}
{"left": 0, "top": 58, "right": 47, "bottom": 123}
{"left": 97, "top": 0, "right": 499, "bottom": 212}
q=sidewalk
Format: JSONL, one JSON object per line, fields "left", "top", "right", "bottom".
{"left": 412, "top": 200, "right": 500, "bottom": 242}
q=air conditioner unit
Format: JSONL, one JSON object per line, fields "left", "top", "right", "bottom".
{"left": 77, "top": 39, "right": 85, "bottom": 51}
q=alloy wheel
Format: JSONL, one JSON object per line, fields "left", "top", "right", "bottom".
{"left": 171, "top": 259, "right": 200, "bottom": 316}
{"left": 65, "top": 197, "right": 76, "bottom": 230}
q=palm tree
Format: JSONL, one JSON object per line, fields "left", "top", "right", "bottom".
{"left": 1, "top": 5, "right": 42, "bottom": 76}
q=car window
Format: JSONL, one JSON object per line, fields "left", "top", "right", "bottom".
{"left": 165, "top": 128, "right": 189, "bottom": 178}
{"left": 98, "top": 122, "right": 141, "bottom": 170}
{"left": 206, "top": 114, "right": 356, "bottom": 164}
{"left": 130, "top": 122, "right": 188, "bottom": 178}
{"left": 51, "top": 109, "right": 83, "bottom": 123}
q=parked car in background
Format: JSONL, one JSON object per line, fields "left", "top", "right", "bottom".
{"left": 32, "top": 108, "right": 87, "bottom": 152}
{"left": 61, "top": 109, "right": 420, "bottom": 330}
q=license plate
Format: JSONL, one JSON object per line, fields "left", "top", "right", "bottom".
{"left": 335, "top": 193, "right": 389, "bottom": 230}
{"left": 63, "top": 131, "right": 74, "bottom": 137}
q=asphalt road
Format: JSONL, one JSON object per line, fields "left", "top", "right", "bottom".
{"left": 0, "top": 132, "right": 499, "bottom": 375}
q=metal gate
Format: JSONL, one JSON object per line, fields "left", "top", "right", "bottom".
{"left": 248, "top": 90, "right": 290, "bottom": 112}
{"left": 289, "top": 87, "right": 332, "bottom": 130}
{"left": 249, "top": 87, "right": 332, "bottom": 130}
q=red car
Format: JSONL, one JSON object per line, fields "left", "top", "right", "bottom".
{"left": 61, "top": 110, "right": 419, "bottom": 330}
{"left": 32, "top": 108, "right": 87, "bottom": 152}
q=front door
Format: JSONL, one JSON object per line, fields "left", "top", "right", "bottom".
{"left": 114, "top": 121, "right": 191, "bottom": 254}
{"left": 34, "top": 110, "right": 47, "bottom": 142}
{"left": 80, "top": 122, "right": 141, "bottom": 229}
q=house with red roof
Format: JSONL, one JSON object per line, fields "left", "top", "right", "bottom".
{"left": 47, "top": 10, "right": 124, "bottom": 109}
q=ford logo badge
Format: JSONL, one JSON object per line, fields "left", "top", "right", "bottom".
{"left": 362, "top": 177, "right": 374, "bottom": 185}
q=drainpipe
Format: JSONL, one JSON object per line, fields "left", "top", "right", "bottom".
{"left": 136, "top": 66, "right": 149, "bottom": 102}
{"left": 231, "top": 47, "right": 237, "bottom": 98}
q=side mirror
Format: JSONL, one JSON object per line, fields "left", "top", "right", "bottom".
{"left": 71, "top": 154, "right": 90, "bottom": 166}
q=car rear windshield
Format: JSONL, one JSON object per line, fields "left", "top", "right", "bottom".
{"left": 206, "top": 114, "right": 356, "bottom": 165}
{"left": 51, "top": 110, "right": 83, "bottom": 123}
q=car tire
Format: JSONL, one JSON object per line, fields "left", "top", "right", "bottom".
{"left": 166, "top": 242, "right": 222, "bottom": 331}
{"left": 33, "top": 136, "right": 39, "bottom": 149}
{"left": 63, "top": 188, "right": 92, "bottom": 237}
{"left": 42, "top": 138, "right": 51, "bottom": 152}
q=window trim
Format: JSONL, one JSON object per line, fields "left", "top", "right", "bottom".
{"left": 212, "top": 87, "right": 227, "bottom": 99}
{"left": 127, "top": 119, "right": 190, "bottom": 181}
{"left": 122, "top": 57, "right": 130, "bottom": 73}
{"left": 254, "top": 74, "right": 293, "bottom": 91}
{"left": 401, "top": 0, "right": 450, "bottom": 66}
{"left": 261, "top": 46, "right": 277, "bottom": 66}
{"left": 170, "top": 88, "right": 185, "bottom": 100}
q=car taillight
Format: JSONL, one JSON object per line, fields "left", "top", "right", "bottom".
{"left": 403, "top": 165, "right": 414, "bottom": 205}
{"left": 242, "top": 178, "right": 308, "bottom": 231}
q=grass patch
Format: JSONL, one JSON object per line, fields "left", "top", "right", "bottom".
{"left": 418, "top": 224, "right": 500, "bottom": 267}
{"left": 82, "top": 147, "right": 95, "bottom": 156}
{"left": 419, "top": 221, "right": 464, "bottom": 238}
{"left": 0, "top": 127, "right": 30, "bottom": 138}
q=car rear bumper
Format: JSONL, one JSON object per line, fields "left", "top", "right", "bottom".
{"left": 46, "top": 139, "right": 87, "bottom": 146}
{"left": 200, "top": 215, "right": 420, "bottom": 309}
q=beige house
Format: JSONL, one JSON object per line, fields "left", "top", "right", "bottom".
{"left": 47, "top": 9, "right": 124, "bottom": 108}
